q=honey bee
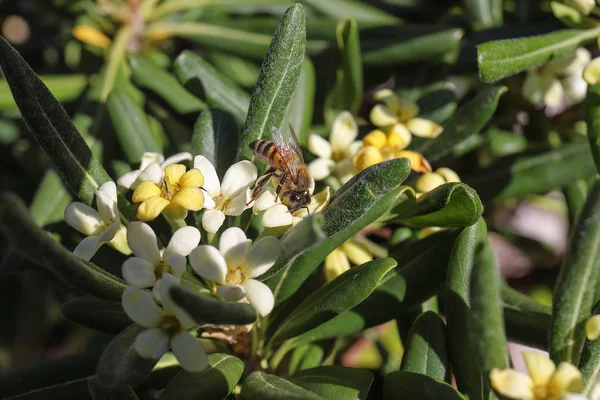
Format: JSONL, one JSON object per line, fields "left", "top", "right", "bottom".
{"left": 249, "top": 125, "right": 312, "bottom": 213}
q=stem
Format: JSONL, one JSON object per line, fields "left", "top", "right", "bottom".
{"left": 100, "top": 25, "right": 133, "bottom": 102}
{"left": 269, "top": 341, "right": 293, "bottom": 372}
{"left": 166, "top": 217, "right": 187, "bottom": 231}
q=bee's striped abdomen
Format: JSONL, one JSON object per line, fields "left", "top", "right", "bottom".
{"left": 250, "top": 140, "right": 285, "bottom": 170}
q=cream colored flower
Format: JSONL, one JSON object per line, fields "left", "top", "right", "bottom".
{"left": 583, "top": 57, "right": 600, "bottom": 85}
{"left": 586, "top": 315, "right": 600, "bottom": 341}
{"left": 308, "top": 111, "right": 362, "bottom": 183}
{"left": 490, "top": 351, "right": 583, "bottom": 400}
{"left": 64, "top": 181, "right": 130, "bottom": 261}
{"left": 415, "top": 168, "right": 460, "bottom": 195}
{"left": 324, "top": 236, "right": 388, "bottom": 281}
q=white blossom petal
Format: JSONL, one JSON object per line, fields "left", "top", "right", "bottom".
{"left": 189, "top": 245, "right": 228, "bottom": 284}
{"left": 308, "top": 134, "right": 332, "bottom": 159}
{"left": 242, "top": 279, "right": 275, "bottom": 317}
{"left": 217, "top": 284, "right": 247, "bottom": 302}
{"left": 220, "top": 161, "right": 258, "bottom": 199}
{"left": 140, "top": 152, "right": 165, "bottom": 170}
{"left": 64, "top": 202, "right": 104, "bottom": 236}
{"left": 122, "top": 287, "right": 164, "bottom": 328}
{"left": 223, "top": 240, "right": 251, "bottom": 271}
{"left": 165, "top": 226, "right": 201, "bottom": 257}
{"left": 117, "top": 170, "right": 141, "bottom": 189}
{"left": 253, "top": 188, "right": 278, "bottom": 214}
{"left": 308, "top": 158, "right": 336, "bottom": 181}
{"left": 95, "top": 181, "right": 118, "bottom": 223}
{"left": 348, "top": 140, "right": 363, "bottom": 157}
{"left": 369, "top": 104, "right": 398, "bottom": 128}
{"left": 193, "top": 156, "right": 220, "bottom": 198}
{"left": 335, "top": 158, "right": 357, "bottom": 184}
{"left": 219, "top": 227, "right": 248, "bottom": 256}
{"left": 138, "top": 163, "right": 164, "bottom": 186}
{"left": 98, "top": 221, "right": 120, "bottom": 243}
{"left": 245, "top": 236, "right": 280, "bottom": 278}
{"left": 262, "top": 204, "right": 293, "bottom": 228}
{"left": 202, "top": 209, "right": 226, "bottom": 233}
{"left": 122, "top": 257, "right": 157, "bottom": 288}
{"left": 134, "top": 328, "right": 170, "bottom": 360}
{"left": 223, "top": 190, "right": 250, "bottom": 216}
{"left": 562, "top": 74, "right": 588, "bottom": 104}
{"left": 127, "top": 222, "right": 161, "bottom": 264}
{"left": 161, "top": 152, "right": 192, "bottom": 168}
{"left": 73, "top": 236, "right": 102, "bottom": 261}
{"left": 330, "top": 111, "right": 359, "bottom": 153}
{"left": 171, "top": 331, "right": 208, "bottom": 372}
{"left": 164, "top": 253, "right": 186, "bottom": 278}
{"left": 202, "top": 190, "right": 216, "bottom": 209}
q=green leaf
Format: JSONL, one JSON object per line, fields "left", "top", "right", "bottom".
{"left": 324, "top": 18, "right": 362, "bottom": 125}
{"left": 288, "top": 345, "right": 324, "bottom": 376}
{"left": 391, "top": 183, "right": 482, "bottom": 228}
{"left": 88, "top": 376, "right": 139, "bottom": 400}
{"left": 204, "top": 50, "right": 261, "bottom": 88}
{"left": 578, "top": 302, "right": 600, "bottom": 395}
{"left": 100, "top": 27, "right": 133, "bottom": 102}
{"left": 61, "top": 296, "right": 131, "bottom": 334}
{"left": 0, "top": 36, "right": 113, "bottom": 206}
{"left": 416, "top": 85, "right": 507, "bottom": 165}
{"left": 96, "top": 324, "right": 157, "bottom": 386}
{"left": 107, "top": 89, "right": 163, "bottom": 163}
{"left": 192, "top": 108, "right": 239, "bottom": 178}
{"left": 303, "top": 0, "right": 399, "bottom": 24}
{"left": 29, "top": 170, "right": 72, "bottom": 227}
{"left": 240, "top": 372, "right": 325, "bottom": 400}
{"left": 159, "top": 354, "right": 243, "bottom": 400}
{"left": 585, "top": 84, "right": 600, "bottom": 175}
{"left": 363, "top": 28, "right": 464, "bottom": 65}
{"left": 445, "top": 219, "right": 488, "bottom": 400}
{"left": 237, "top": 4, "right": 306, "bottom": 162}
{"left": 401, "top": 311, "right": 450, "bottom": 382}
{"left": 383, "top": 371, "right": 467, "bottom": 400}
{"left": 174, "top": 51, "right": 250, "bottom": 125}
{"left": 470, "top": 221, "right": 509, "bottom": 388}
{"left": 291, "top": 366, "right": 373, "bottom": 400}
{"left": 279, "top": 57, "right": 315, "bottom": 146}
{"left": 128, "top": 54, "right": 206, "bottom": 114}
{"left": 466, "top": 140, "right": 598, "bottom": 202}
{"left": 270, "top": 257, "right": 397, "bottom": 344}
{"left": 0, "top": 193, "right": 127, "bottom": 301}
{"left": 265, "top": 159, "right": 411, "bottom": 305}
{"left": 477, "top": 27, "right": 600, "bottom": 82}
{"left": 170, "top": 284, "right": 257, "bottom": 325}
{"left": 0, "top": 75, "right": 87, "bottom": 109}
{"left": 564, "top": 179, "right": 591, "bottom": 228}
{"left": 502, "top": 284, "right": 551, "bottom": 349}
{"left": 3, "top": 378, "right": 89, "bottom": 399}
{"left": 550, "top": 179, "right": 600, "bottom": 365}
{"left": 464, "top": 0, "right": 503, "bottom": 28}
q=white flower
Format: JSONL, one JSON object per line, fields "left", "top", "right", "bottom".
{"left": 64, "top": 181, "right": 130, "bottom": 261}
{"left": 122, "top": 222, "right": 200, "bottom": 297}
{"left": 121, "top": 273, "right": 208, "bottom": 372}
{"left": 308, "top": 111, "right": 362, "bottom": 183}
{"left": 117, "top": 152, "right": 192, "bottom": 189}
{"left": 189, "top": 227, "right": 280, "bottom": 316}
{"left": 193, "top": 156, "right": 257, "bottom": 233}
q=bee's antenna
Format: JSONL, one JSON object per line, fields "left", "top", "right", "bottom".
{"left": 304, "top": 206, "right": 310, "bottom": 216}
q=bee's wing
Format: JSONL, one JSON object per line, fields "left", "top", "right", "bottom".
{"left": 271, "top": 126, "right": 305, "bottom": 182}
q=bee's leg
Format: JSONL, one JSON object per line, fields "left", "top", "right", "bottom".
{"left": 275, "top": 173, "right": 288, "bottom": 199}
{"left": 248, "top": 168, "right": 276, "bottom": 205}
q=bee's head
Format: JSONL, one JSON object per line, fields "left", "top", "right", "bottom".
{"left": 287, "top": 191, "right": 311, "bottom": 213}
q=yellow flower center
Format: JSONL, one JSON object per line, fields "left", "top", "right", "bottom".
{"left": 155, "top": 259, "right": 173, "bottom": 280}
{"left": 214, "top": 194, "right": 231, "bottom": 211}
{"left": 226, "top": 266, "right": 247, "bottom": 286}
{"left": 161, "top": 315, "right": 183, "bottom": 337}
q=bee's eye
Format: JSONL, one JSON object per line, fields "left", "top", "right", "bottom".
{"left": 292, "top": 193, "right": 303, "bottom": 202}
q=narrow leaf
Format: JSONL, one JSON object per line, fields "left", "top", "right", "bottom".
{"left": 464, "top": 0, "right": 503, "bottom": 28}
{"left": 237, "top": 4, "right": 306, "bottom": 162}
{"left": 502, "top": 284, "right": 551, "bottom": 349}
{"left": 550, "top": 179, "right": 600, "bottom": 364}
{"left": 240, "top": 372, "right": 324, "bottom": 400}
{"left": 578, "top": 302, "right": 600, "bottom": 395}
{"left": 204, "top": 50, "right": 260, "bottom": 88}
{"left": 585, "top": 84, "right": 600, "bottom": 175}
{"left": 303, "top": 0, "right": 399, "bottom": 23}
{"left": 291, "top": 366, "right": 373, "bottom": 400}
{"left": 88, "top": 376, "right": 139, "bottom": 400}
{"left": 383, "top": 371, "right": 467, "bottom": 400}
{"left": 62, "top": 296, "right": 131, "bottom": 333}
{"left": 29, "top": 170, "right": 72, "bottom": 227}
{"left": 0, "top": 75, "right": 87, "bottom": 109}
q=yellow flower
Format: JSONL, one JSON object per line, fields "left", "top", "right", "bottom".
{"left": 324, "top": 236, "right": 388, "bottom": 281}
{"left": 132, "top": 164, "right": 205, "bottom": 221}
{"left": 584, "top": 57, "right": 600, "bottom": 85}
{"left": 490, "top": 351, "right": 583, "bottom": 400}
{"left": 586, "top": 315, "right": 600, "bottom": 341}
{"left": 416, "top": 168, "right": 461, "bottom": 195}
{"left": 369, "top": 89, "right": 443, "bottom": 139}
{"left": 72, "top": 25, "right": 112, "bottom": 49}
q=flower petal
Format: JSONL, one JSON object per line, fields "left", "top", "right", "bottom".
{"left": 179, "top": 169, "right": 204, "bottom": 188}
{"left": 193, "top": 155, "right": 220, "bottom": 198}
{"left": 219, "top": 227, "right": 248, "bottom": 256}
{"left": 253, "top": 187, "right": 278, "bottom": 214}
{"left": 224, "top": 189, "right": 251, "bottom": 216}
{"left": 164, "top": 164, "right": 187, "bottom": 186}
{"left": 171, "top": 331, "right": 208, "bottom": 373}
{"left": 137, "top": 196, "right": 170, "bottom": 222}
{"left": 308, "top": 134, "right": 332, "bottom": 159}
{"left": 416, "top": 172, "right": 446, "bottom": 194}
{"left": 122, "top": 257, "right": 156, "bottom": 288}
{"left": 158, "top": 273, "right": 196, "bottom": 329}
{"left": 137, "top": 163, "right": 164, "bottom": 186}
{"left": 223, "top": 240, "right": 252, "bottom": 271}
{"left": 245, "top": 236, "right": 281, "bottom": 278}
{"left": 108, "top": 224, "right": 131, "bottom": 255}
{"left": 95, "top": 181, "right": 118, "bottom": 223}
{"left": 308, "top": 158, "right": 336, "bottom": 181}
{"left": 98, "top": 221, "right": 120, "bottom": 243}
{"left": 165, "top": 226, "right": 201, "bottom": 257}
{"left": 161, "top": 152, "right": 192, "bottom": 169}
{"left": 221, "top": 160, "right": 258, "bottom": 198}
{"left": 132, "top": 181, "right": 162, "bottom": 203}
{"left": 117, "top": 170, "right": 142, "bottom": 189}
{"left": 523, "top": 351, "right": 556, "bottom": 387}
{"left": 217, "top": 284, "right": 247, "bottom": 301}
{"left": 134, "top": 328, "right": 170, "bottom": 360}
{"left": 122, "top": 286, "right": 164, "bottom": 328}
{"left": 369, "top": 104, "right": 398, "bottom": 128}
{"left": 242, "top": 279, "right": 275, "bottom": 317}
{"left": 387, "top": 123, "right": 412, "bottom": 150}
{"left": 262, "top": 204, "right": 293, "bottom": 228}
{"left": 127, "top": 222, "right": 161, "bottom": 264}
{"left": 340, "top": 240, "right": 373, "bottom": 266}
{"left": 587, "top": 315, "right": 600, "bottom": 340}
{"left": 170, "top": 187, "right": 204, "bottom": 211}
{"left": 489, "top": 368, "right": 534, "bottom": 399}
{"left": 548, "top": 362, "right": 583, "bottom": 394}
{"left": 64, "top": 202, "right": 103, "bottom": 236}
{"left": 202, "top": 190, "right": 216, "bottom": 209}
{"left": 73, "top": 236, "right": 102, "bottom": 261}
{"left": 406, "top": 118, "right": 443, "bottom": 139}
{"left": 189, "top": 245, "right": 227, "bottom": 284}
{"left": 330, "top": 111, "right": 359, "bottom": 153}
{"left": 165, "top": 253, "right": 186, "bottom": 278}
{"left": 335, "top": 158, "right": 357, "bottom": 184}
{"left": 140, "top": 152, "right": 165, "bottom": 170}
{"left": 202, "top": 209, "right": 226, "bottom": 233}
{"left": 324, "top": 248, "right": 350, "bottom": 281}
